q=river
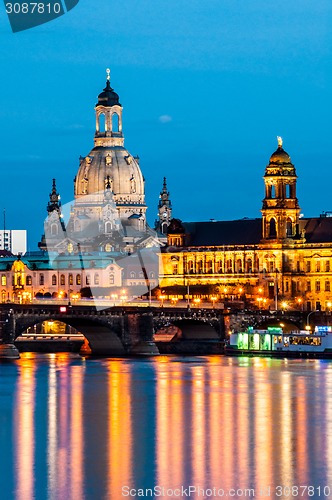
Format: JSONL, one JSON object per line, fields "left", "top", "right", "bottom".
{"left": 1, "top": 354, "right": 332, "bottom": 499}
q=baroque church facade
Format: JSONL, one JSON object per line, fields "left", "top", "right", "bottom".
{"left": 161, "top": 138, "right": 332, "bottom": 312}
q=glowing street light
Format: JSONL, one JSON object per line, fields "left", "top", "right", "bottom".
{"left": 211, "top": 296, "right": 217, "bottom": 309}
{"left": 193, "top": 298, "right": 201, "bottom": 307}
{"left": 111, "top": 293, "right": 118, "bottom": 306}
{"left": 159, "top": 294, "right": 166, "bottom": 307}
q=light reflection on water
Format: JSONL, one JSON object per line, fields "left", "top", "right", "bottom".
{"left": 1, "top": 354, "right": 332, "bottom": 498}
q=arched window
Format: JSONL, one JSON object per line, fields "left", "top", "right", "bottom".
{"left": 1, "top": 290, "right": 6, "bottom": 303}
{"left": 112, "top": 112, "right": 119, "bottom": 132}
{"left": 76, "top": 274, "right": 81, "bottom": 285}
{"left": 246, "top": 259, "right": 253, "bottom": 273}
{"left": 173, "top": 264, "right": 178, "bottom": 275}
{"left": 60, "top": 274, "right": 65, "bottom": 286}
{"left": 26, "top": 275, "right": 32, "bottom": 286}
{"left": 1, "top": 275, "right": 6, "bottom": 286}
{"left": 187, "top": 261, "right": 194, "bottom": 274}
{"left": 197, "top": 260, "right": 203, "bottom": 273}
{"left": 69, "top": 274, "right": 73, "bottom": 285}
{"left": 52, "top": 274, "right": 57, "bottom": 286}
{"left": 105, "top": 221, "right": 112, "bottom": 234}
{"left": 51, "top": 224, "right": 58, "bottom": 236}
{"left": 286, "top": 218, "right": 292, "bottom": 237}
{"left": 149, "top": 272, "right": 155, "bottom": 279}
{"left": 271, "top": 185, "right": 276, "bottom": 198}
{"left": 109, "top": 274, "right": 114, "bottom": 285}
{"left": 236, "top": 259, "right": 242, "bottom": 273}
{"left": 130, "top": 271, "right": 136, "bottom": 279}
{"left": 285, "top": 184, "right": 291, "bottom": 198}
{"left": 39, "top": 274, "right": 44, "bottom": 286}
{"left": 86, "top": 275, "right": 91, "bottom": 286}
{"left": 269, "top": 218, "right": 277, "bottom": 238}
{"left": 94, "top": 273, "right": 100, "bottom": 285}
{"left": 226, "top": 259, "right": 232, "bottom": 273}
{"left": 99, "top": 113, "right": 106, "bottom": 132}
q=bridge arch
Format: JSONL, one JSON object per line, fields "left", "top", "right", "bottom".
{"left": 15, "top": 315, "right": 126, "bottom": 355}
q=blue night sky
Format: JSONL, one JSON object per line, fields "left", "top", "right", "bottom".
{"left": 0, "top": 0, "right": 331, "bottom": 249}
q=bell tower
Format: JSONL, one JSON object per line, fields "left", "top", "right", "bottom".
{"left": 261, "top": 137, "right": 300, "bottom": 241}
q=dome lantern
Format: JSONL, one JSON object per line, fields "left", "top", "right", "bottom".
{"left": 94, "top": 68, "right": 124, "bottom": 147}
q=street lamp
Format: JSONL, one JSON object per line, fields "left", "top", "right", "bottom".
{"left": 211, "top": 296, "right": 217, "bottom": 309}
{"left": 193, "top": 298, "right": 201, "bottom": 308}
{"left": 306, "top": 310, "right": 318, "bottom": 331}
{"left": 159, "top": 294, "right": 166, "bottom": 308}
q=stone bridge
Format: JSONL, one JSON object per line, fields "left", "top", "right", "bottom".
{"left": 0, "top": 304, "right": 225, "bottom": 357}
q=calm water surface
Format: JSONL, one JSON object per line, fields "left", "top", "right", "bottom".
{"left": 1, "top": 354, "right": 332, "bottom": 499}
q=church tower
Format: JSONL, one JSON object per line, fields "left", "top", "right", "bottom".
{"left": 261, "top": 137, "right": 300, "bottom": 241}
{"left": 155, "top": 177, "right": 172, "bottom": 234}
{"left": 39, "top": 179, "right": 66, "bottom": 251}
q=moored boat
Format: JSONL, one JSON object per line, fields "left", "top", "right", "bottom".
{"left": 225, "top": 325, "right": 332, "bottom": 358}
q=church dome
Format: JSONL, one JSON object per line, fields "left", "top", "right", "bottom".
{"left": 269, "top": 146, "right": 292, "bottom": 164}
{"left": 75, "top": 146, "right": 145, "bottom": 204}
{"left": 96, "top": 80, "right": 121, "bottom": 107}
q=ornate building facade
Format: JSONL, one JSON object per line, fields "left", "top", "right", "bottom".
{"left": 160, "top": 139, "right": 332, "bottom": 312}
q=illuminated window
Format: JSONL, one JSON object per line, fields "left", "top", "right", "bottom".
{"left": 316, "top": 261, "right": 321, "bottom": 272}
{"left": 60, "top": 274, "right": 65, "bottom": 286}
{"left": 39, "top": 274, "right": 44, "bottom": 286}
{"left": 173, "top": 264, "right": 178, "bottom": 275}
{"left": 197, "top": 260, "right": 203, "bottom": 273}
{"left": 26, "top": 276, "right": 32, "bottom": 286}
{"left": 69, "top": 274, "right": 73, "bottom": 285}
{"left": 76, "top": 274, "right": 81, "bottom": 285}
{"left": 1, "top": 275, "right": 6, "bottom": 286}
{"left": 94, "top": 273, "right": 100, "bottom": 285}
{"left": 52, "top": 274, "right": 57, "bottom": 286}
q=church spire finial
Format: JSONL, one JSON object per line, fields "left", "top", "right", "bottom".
{"left": 277, "top": 136, "right": 283, "bottom": 148}
{"left": 106, "top": 68, "right": 111, "bottom": 82}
